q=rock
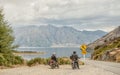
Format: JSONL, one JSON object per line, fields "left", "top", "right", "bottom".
{"left": 102, "top": 48, "right": 120, "bottom": 62}
{"left": 115, "top": 50, "right": 120, "bottom": 62}
{"left": 116, "top": 56, "right": 120, "bottom": 62}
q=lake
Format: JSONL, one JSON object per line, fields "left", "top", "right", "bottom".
{"left": 17, "top": 47, "right": 91, "bottom": 60}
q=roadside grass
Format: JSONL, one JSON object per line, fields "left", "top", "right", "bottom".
{"left": 27, "top": 57, "right": 84, "bottom": 67}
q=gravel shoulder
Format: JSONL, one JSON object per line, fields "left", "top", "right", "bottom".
{"left": 0, "top": 60, "right": 119, "bottom": 75}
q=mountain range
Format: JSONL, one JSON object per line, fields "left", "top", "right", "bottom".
{"left": 13, "top": 25, "right": 107, "bottom": 47}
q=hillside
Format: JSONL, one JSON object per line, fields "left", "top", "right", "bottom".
{"left": 88, "top": 26, "right": 120, "bottom": 49}
{"left": 13, "top": 25, "right": 107, "bottom": 47}
{"left": 89, "top": 26, "right": 120, "bottom": 62}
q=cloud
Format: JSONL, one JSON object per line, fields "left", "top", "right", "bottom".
{"left": 72, "top": 25, "right": 119, "bottom": 32}
{"left": 0, "top": 0, "right": 120, "bottom": 31}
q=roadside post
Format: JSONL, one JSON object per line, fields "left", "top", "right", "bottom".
{"left": 80, "top": 44, "right": 87, "bottom": 61}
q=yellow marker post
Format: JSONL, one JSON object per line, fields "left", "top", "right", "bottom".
{"left": 80, "top": 44, "right": 87, "bottom": 61}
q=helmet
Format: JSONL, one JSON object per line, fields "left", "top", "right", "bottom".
{"left": 53, "top": 52, "right": 56, "bottom": 55}
{"left": 73, "top": 51, "right": 76, "bottom": 54}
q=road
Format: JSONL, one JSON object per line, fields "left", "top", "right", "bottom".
{"left": 84, "top": 59, "right": 120, "bottom": 75}
{"left": 0, "top": 59, "right": 120, "bottom": 75}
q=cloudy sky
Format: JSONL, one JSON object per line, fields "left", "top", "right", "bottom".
{"left": 0, "top": 0, "right": 120, "bottom": 32}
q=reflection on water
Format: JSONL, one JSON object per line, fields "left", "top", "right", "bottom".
{"left": 17, "top": 47, "right": 91, "bottom": 60}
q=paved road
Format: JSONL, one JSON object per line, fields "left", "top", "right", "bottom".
{"left": 84, "top": 59, "right": 120, "bottom": 75}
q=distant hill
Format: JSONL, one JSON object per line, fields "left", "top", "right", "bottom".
{"left": 13, "top": 25, "right": 107, "bottom": 47}
{"left": 88, "top": 26, "right": 120, "bottom": 49}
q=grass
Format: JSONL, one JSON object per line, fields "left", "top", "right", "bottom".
{"left": 27, "top": 58, "right": 50, "bottom": 66}
{"left": 27, "top": 57, "right": 84, "bottom": 67}
{"left": 0, "top": 53, "right": 24, "bottom": 67}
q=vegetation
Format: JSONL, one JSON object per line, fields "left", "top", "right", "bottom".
{"left": 27, "top": 57, "right": 70, "bottom": 66}
{"left": 0, "top": 54, "right": 24, "bottom": 67}
{"left": 0, "top": 9, "right": 24, "bottom": 67}
{"left": 27, "top": 57, "right": 85, "bottom": 67}
{"left": 27, "top": 58, "right": 50, "bottom": 66}
{"left": 92, "top": 37, "right": 120, "bottom": 60}
{"left": 58, "top": 57, "right": 71, "bottom": 65}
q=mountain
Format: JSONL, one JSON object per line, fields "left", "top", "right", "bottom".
{"left": 88, "top": 26, "right": 120, "bottom": 49}
{"left": 13, "top": 25, "right": 107, "bottom": 47}
{"left": 91, "top": 37, "right": 120, "bottom": 62}
{"left": 88, "top": 26, "right": 120, "bottom": 62}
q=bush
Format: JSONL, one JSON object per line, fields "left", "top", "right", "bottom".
{"left": 14, "top": 56, "right": 24, "bottom": 65}
{"left": 0, "top": 54, "right": 6, "bottom": 66}
{"left": 27, "top": 57, "right": 71, "bottom": 66}
{"left": 58, "top": 58, "right": 71, "bottom": 65}
{"left": 0, "top": 53, "right": 24, "bottom": 67}
{"left": 117, "top": 42, "right": 120, "bottom": 48}
{"left": 94, "top": 45, "right": 102, "bottom": 50}
{"left": 27, "top": 57, "right": 85, "bottom": 67}
{"left": 27, "top": 58, "right": 48, "bottom": 66}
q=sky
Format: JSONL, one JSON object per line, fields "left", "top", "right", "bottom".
{"left": 0, "top": 0, "right": 120, "bottom": 32}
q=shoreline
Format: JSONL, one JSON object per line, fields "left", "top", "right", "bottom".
{"left": 18, "top": 46, "right": 80, "bottom": 48}
{"left": 13, "top": 51, "right": 45, "bottom": 55}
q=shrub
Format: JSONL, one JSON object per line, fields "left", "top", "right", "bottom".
{"left": 94, "top": 45, "right": 101, "bottom": 50}
{"left": 14, "top": 56, "right": 24, "bottom": 65}
{"left": 0, "top": 54, "right": 24, "bottom": 67}
{"left": 0, "top": 54, "right": 6, "bottom": 66}
{"left": 27, "top": 57, "right": 85, "bottom": 67}
{"left": 27, "top": 58, "right": 47, "bottom": 66}
{"left": 58, "top": 58, "right": 71, "bottom": 65}
{"left": 27, "top": 57, "right": 71, "bottom": 66}
{"left": 117, "top": 42, "right": 120, "bottom": 48}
